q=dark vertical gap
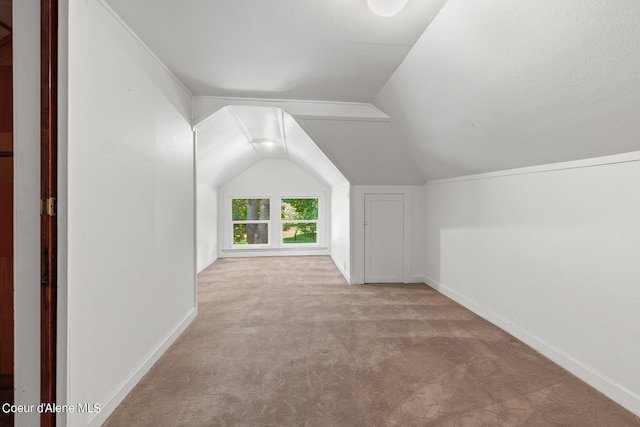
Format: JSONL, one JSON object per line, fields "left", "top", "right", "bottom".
{"left": 40, "top": 0, "right": 57, "bottom": 425}
{"left": 0, "top": 0, "right": 14, "bottom": 425}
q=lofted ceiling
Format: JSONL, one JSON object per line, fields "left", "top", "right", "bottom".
{"left": 103, "top": 0, "right": 446, "bottom": 102}
{"left": 376, "top": 0, "right": 640, "bottom": 179}
{"left": 103, "top": 0, "right": 640, "bottom": 182}
{"left": 196, "top": 106, "right": 348, "bottom": 188}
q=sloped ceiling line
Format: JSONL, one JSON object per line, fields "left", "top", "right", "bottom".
{"left": 196, "top": 105, "right": 349, "bottom": 188}
{"left": 97, "top": 0, "right": 640, "bottom": 180}
{"left": 194, "top": 98, "right": 427, "bottom": 186}
{"left": 225, "top": 106, "right": 263, "bottom": 158}
{"left": 291, "top": 117, "right": 354, "bottom": 185}
{"left": 374, "top": 0, "right": 640, "bottom": 180}
{"left": 278, "top": 108, "right": 290, "bottom": 160}
{"left": 103, "top": 0, "right": 448, "bottom": 101}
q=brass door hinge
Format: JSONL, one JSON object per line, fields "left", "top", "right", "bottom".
{"left": 40, "top": 197, "right": 57, "bottom": 216}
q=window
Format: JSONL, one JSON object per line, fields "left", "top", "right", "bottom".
{"left": 232, "top": 198, "right": 270, "bottom": 245}
{"left": 281, "top": 198, "right": 318, "bottom": 244}
{"left": 226, "top": 194, "right": 324, "bottom": 249}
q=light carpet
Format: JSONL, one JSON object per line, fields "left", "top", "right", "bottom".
{"left": 105, "top": 256, "right": 639, "bottom": 426}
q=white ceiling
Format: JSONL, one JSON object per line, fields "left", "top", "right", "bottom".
{"left": 299, "top": 118, "right": 425, "bottom": 185}
{"left": 375, "top": 0, "right": 640, "bottom": 179}
{"left": 104, "top": 0, "right": 447, "bottom": 102}
{"left": 104, "top": 0, "right": 640, "bottom": 181}
{"left": 196, "top": 106, "right": 347, "bottom": 188}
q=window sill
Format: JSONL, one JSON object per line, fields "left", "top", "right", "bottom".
{"left": 223, "top": 246, "right": 328, "bottom": 253}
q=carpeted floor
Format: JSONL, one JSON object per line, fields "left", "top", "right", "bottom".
{"left": 105, "top": 256, "right": 639, "bottom": 426}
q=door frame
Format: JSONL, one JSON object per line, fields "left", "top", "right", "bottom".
{"left": 40, "top": 0, "right": 58, "bottom": 425}
{"left": 351, "top": 186, "right": 414, "bottom": 284}
{"left": 12, "top": 0, "right": 57, "bottom": 423}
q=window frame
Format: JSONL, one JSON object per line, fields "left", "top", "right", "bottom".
{"left": 228, "top": 196, "right": 272, "bottom": 247}
{"left": 232, "top": 222, "right": 271, "bottom": 246}
{"left": 280, "top": 197, "right": 320, "bottom": 246}
{"left": 224, "top": 193, "right": 325, "bottom": 250}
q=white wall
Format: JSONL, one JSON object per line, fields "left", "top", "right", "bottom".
{"left": 219, "top": 159, "right": 330, "bottom": 257}
{"left": 350, "top": 186, "right": 425, "bottom": 284}
{"left": 197, "top": 184, "right": 218, "bottom": 272}
{"left": 13, "top": 1, "right": 41, "bottom": 425}
{"left": 330, "top": 183, "right": 350, "bottom": 282}
{"left": 424, "top": 152, "right": 640, "bottom": 416}
{"left": 65, "top": 1, "right": 196, "bottom": 425}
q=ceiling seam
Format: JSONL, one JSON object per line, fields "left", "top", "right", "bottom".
{"left": 226, "top": 107, "right": 263, "bottom": 159}
{"left": 96, "top": 0, "right": 193, "bottom": 98}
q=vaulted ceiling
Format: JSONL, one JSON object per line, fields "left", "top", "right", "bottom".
{"left": 104, "top": 0, "right": 446, "bottom": 101}
{"left": 103, "top": 0, "right": 640, "bottom": 182}
{"left": 376, "top": 0, "right": 640, "bottom": 179}
{"left": 196, "top": 106, "right": 349, "bottom": 188}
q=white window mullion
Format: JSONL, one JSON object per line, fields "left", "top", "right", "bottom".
{"left": 225, "top": 194, "right": 325, "bottom": 250}
{"left": 272, "top": 196, "right": 276, "bottom": 247}
{"left": 274, "top": 196, "right": 281, "bottom": 248}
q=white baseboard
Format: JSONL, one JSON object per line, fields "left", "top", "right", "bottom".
{"left": 408, "top": 274, "right": 426, "bottom": 284}
{"left": 423, "top": 274, "right": 640, "bottom": 417}
{"left": 88, "top": 307, "right": 198, "bottom": 426}
{"left": 331, "top": 254, "right": 350, "bottom": 284}
{"left": 349, "top": 274, "right": 426, "bottom": 286}
{"left": 198, "top": 255, "right": 218, "bottom": 273}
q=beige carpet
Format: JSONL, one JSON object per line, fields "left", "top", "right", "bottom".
{"left": 105, "top": 256, "right": 639, "bottom": 426}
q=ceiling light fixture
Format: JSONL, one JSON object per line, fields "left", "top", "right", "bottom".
{"left": 251, "top": 139, "right": 277, "bottom": 148}
{"left": 367, "top": 0, "right": 408, "bottom": 17}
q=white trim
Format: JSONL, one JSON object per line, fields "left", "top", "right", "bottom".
{"left": 409, "top": 274, "right": 426, "bottom": 284}
{"left": 193, "top": 123, "right": 198, "bottom": 307}
{"left": 226, "top": 195, "right": 273, "bottom": 248}
{"left": 423, "top": 274, "right": 640, "bottom": 417}
{"left": 57, "top": 0, "right": 70, "bottom": 424}
{"left": 96, "top": 0, "right": 193, "bottom": 98}
{"left": 402, "top": 193, "right": 411, "bottom": 283}
{"left": 294, "top": 116, "right": 391, "bottom": 123}
{"left": 223, "top": 246, "right": 328, "bottom": 252}
{"left": 427, "top": 151, "right": 640, "bottom": 185}
{"left": 87, "top": 308, "right": 198, "bottom": 426}
{"left": 221, "top": 247, "right": 330, "bottom": 258}
{"left": 197, "top": 254, "right": 218, "bottom": 273}
{"left": 332, "top": 254, "right": 351, "bottom": 284}
{"left": 192, "top": 96, "right": 390, "bottom": 128}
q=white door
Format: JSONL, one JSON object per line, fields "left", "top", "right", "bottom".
{"left": 364, "top": 193, "right": 404, "bottom": 283}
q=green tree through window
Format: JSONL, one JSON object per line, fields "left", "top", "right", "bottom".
{"left": 232, "top": 198, "right": 270, "bottom": 244}
{"left": 281, "top": 198, "right": 318, "bottom": 243}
